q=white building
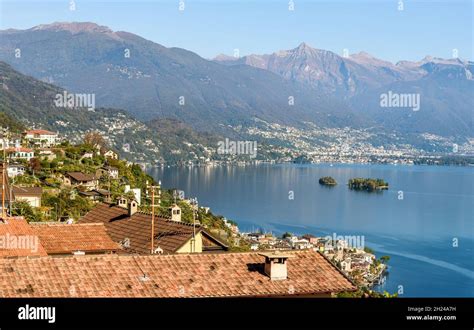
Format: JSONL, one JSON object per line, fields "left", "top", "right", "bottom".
{"left": 7, "top": 147, "right": 34, "bottom": 161}
{"left": 7, "top": 164, "right": 26, "bottom": 178}
{"left": 105, "top": 166, "right": 119, "bottom": 179}
{"left": 12, "top": 186, "right": 43, "bottom": 208}
{"left": 38, "top": 149, "right": 56, "bottom": 161}
{"left": 124, "top": 185, "right": 141, "bottom": 205}
{"left": 0, "top": 138, "right": 21, "bottom": 150}
{"left": 23, "top": 129, "right": 59, "bottom": 147}
{"left": 104, "top": 150, "right": 118, "bottom": 160}
{"left": 340, "top": 259, "right": 352, "bottom": 272}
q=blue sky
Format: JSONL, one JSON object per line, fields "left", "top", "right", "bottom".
{"left": 0, "top": 0, "right": 472, "bottom": 62}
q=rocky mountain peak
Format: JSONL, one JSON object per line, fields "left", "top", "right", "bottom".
{"left": 30, "top": 22, "right": 113, "bottom": 34}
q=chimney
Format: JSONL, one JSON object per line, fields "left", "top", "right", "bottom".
{"left": 129, "top": 199, "right": 138, "bottom": 216}
{"left": 116, "top": 196, "right": 128, "bottom": 209}
{"left": 169, "top": 204, "right": 181, "bottom": 222}
{"left": 259, "top": 252, "right": 292, "bottom": 281}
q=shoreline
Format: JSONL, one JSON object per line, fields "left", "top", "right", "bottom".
{"left": 144, "top": 160, "right": 474, "bottom": 170}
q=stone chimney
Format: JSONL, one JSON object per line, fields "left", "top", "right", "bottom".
{"left": 129, "top": 199, "right": 138, "bottom": 216}
{"left": 169, "top": 204, "right": 181, "bottom": 222}
{"left": 259, "top": 252, "right": 292, "bottom": 281}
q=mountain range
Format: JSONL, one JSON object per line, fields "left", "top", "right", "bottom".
{"left": 0, "top": 60, "right": 223, "bottom": 164}
{"left": 0, "top": 22, "right": 472, "bottom": 140}
{"left": 214, "top": 44, "right": 473, "bottom": 97}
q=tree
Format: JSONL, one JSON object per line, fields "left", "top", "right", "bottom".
{"left": 364, "top": 247, "right": 374, "bottom": 254}
{"left": 348, "top": 178, "right": 388, "bottom": 192}
{"left": 319, "top": 176, "right": 337, "bottom": 185}
{"left": 11, "top": 200, "right": 41, "bottom": 222}
{"left": 28, "top": 158, "right": 41, "bottom": 175}
{"left": 83, "top": 132, "right": 106, "bottom": 150}
{"left": 380, "top": 255, "right": 391, "bottom": 264}
{"left": 282, "top": 232, "right": 293, "bottom": 239}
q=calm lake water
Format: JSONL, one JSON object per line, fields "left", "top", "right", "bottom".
{"left": 149, "top": 164, "right": 474, "bottom": 297}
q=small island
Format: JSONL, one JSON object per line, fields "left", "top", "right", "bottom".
{"left": 348, "top": 178, "right": 389, "bottom": 192}
{"left": 319, "top": 176, "right": 337, "bottom": 186}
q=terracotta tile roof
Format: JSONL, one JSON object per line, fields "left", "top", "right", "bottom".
{"left": 25, "top": 129, "right": 56, "bottom": 135}
{"left": 6, "top": 147, "right": 33, "bottom": 153}
{"left": 30, "top": 223, "right": 121, "bottom": 255}
{"left": 0, "top": 217, "right": 47, "bottom": 257}
{"left": 12, "top": 186, "right": 43, "bottom": 197}
{"left": 66, "top": 172, "right": 96, "bottom": 182}
{"left": 78, "top": 189, "right": 110, "bottom": 197}
{"left": 0, "top": 250, "right": 356, "bottom": 297}
{"left": 79, "top": 203, "right": 227, "bottom": 254}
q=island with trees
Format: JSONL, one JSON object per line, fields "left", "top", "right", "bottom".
{"left": 348, "top": 178, "right": 389, "bottom": 192}
{"left": 319, "top": 176, "right": 337, "bottom": 186}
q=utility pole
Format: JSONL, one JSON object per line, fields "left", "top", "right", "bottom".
{"left": 149, "top": 180, "right": 161, "bottom": 254}
{"left": 151, "top": 187, "right": 155, "bottom": 253}
{"left": 1, "top": 151, "right": 5, "bottom": 220}
{"left": 1, "top": 128, "right": 9, "bottom": 220}
{"left": 9, "top": 172, "right": 14, "bottom": 215}
{"left": 190, "top": 197, "right": 198, "bottom": 252}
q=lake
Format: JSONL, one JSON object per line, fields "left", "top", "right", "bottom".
{"left": 149, "top": 163, "right": 474, "bottom": 297}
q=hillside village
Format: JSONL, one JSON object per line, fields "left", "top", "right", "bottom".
{"left": 0, "top": 124, "right": 393, "bottom": 297}
{"left": 0, "top": 127, "right": 237, "bottom": 240}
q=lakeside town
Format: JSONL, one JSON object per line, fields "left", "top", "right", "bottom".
{"left": 20, "top": 109, "right": 474, "bottom": 167}
{"left": 237, "top": 120, "right": 474, "bottom": 166}
{"left": 239, "top": 230, "right": 389, "bottom": 289}
{"left": 0, "top": 126, "right": 393, "bottom": 297}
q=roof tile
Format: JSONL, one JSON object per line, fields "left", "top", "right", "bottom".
{"left": 30, "top": 222, "right": 121, "bottom": 254}
{"left": 79, "top": 203, "right": 227, "bottom": 254}
{"left": 0, "top": 217, "right": 47, "bottom": 257}
{"left": 0, "top": 250, "right": 356, "bottom": 297}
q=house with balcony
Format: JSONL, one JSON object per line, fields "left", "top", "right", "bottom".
{"left": 7, "top": 147, "right": 34, "bottom": 161}
{"left": 23, "top": 129, "right": 59, "bottom": 148}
